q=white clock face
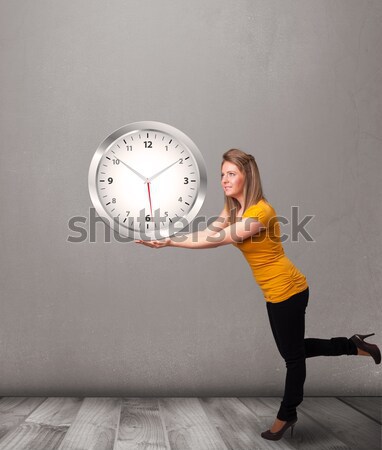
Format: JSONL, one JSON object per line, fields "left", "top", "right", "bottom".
{"left": 88, "top": 121, "right": 207, "bottom": 240}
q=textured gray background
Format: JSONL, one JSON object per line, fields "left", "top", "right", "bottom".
{"left": 0, "top": 0, "right": 381, "bottom": 396}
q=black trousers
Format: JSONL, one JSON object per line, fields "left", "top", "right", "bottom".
{"left": 266, "top": 286, "right": 358, "bottom": 421}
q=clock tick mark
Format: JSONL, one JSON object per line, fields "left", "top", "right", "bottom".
{"left": 123, "top": 139, "right": 127, "bottom": 144}
{"left": 169, "top": 139, "right": 172, "bottom": 144}
{"left": 185, "top": 157, "right": 189, "bottom": 160}
{"left": 106, "top": 202, "right": 111, "bottom": 205}
{"left": 188, "top": 164, "right": 192, "bottom": 167}
{"left": 185, "top": 202, "right": 189, "bottom": 206}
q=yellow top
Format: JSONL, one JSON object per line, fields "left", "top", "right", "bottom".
{"left": 233, "top": 199, "right": 308, "bottom": 303}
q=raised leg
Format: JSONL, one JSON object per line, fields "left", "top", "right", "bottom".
{"left": 304, "top": 337, "right": 358, "bottom": 358}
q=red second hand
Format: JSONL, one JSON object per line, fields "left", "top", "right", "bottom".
{"left": 146, "top": 180, "right": 153, "bottom": 218}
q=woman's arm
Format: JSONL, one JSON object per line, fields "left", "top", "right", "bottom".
{"left": 135, "top": 212, "right": 265, "bottom": 249}
{"left": 188, "top": 207, "right": 230, "bottom": 240}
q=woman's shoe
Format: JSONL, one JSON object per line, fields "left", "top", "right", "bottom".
{"left": 261, "top": 418, "right": 297, "bottom": 441}
{"left": 350, "top": 333, "right": 381, "bottom": 364}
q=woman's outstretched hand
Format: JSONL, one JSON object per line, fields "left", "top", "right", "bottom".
{"left": 135, "top": 238, "right": 171, "bottom": 248}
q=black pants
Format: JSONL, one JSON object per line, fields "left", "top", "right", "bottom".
{"left": 266, "top": 286, "right": 358, "bottom": 421}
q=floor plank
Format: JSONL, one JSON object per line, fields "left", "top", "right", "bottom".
{"left": 116, "top": 398, "right": 169, "bottom": 450}
{"left": 0, "top": 397, "right": 82, "bottom": 450}
{"left": 57, "top": 398, "right": 121, "bottom": 450}
{"left": 299, "top": 397, "right": 381, "bottom": 450}
{"left": 26, "top": 398, "right": 83, "bottom": 427}
{"left": 200, "top": 397, "right": 295, "bottom": 450}
{"left": 159, "top": 398, "right": 228, "bottom": 450}
{"left": 338, "top": 397, "right": 381, "bottom": 424}
{"left": 0, "top": 421, "right": 68, "bottom": 450}
{"left": 241, "top": 397, "right": 350, "bottom": 449}
{"left": 0, "top": 397, "right": 46, "bottom": 441}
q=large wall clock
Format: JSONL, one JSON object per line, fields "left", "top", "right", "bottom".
{"left": 88, "top": 121, "right": 207, "bottom": 240}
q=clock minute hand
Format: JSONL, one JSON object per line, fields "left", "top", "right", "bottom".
{"left": 148, "top": 158, "right": 182, "bottom": 182}
{"left": 117, "top": 158, "right": 147, "bottom": 182}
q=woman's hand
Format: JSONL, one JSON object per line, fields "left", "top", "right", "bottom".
{"left": 135, "top": 238, "right": 171, "bottom": 248}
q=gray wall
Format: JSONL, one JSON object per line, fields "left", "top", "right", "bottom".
{"left": 1, "top": 0, "right": 381, "bottom": 396}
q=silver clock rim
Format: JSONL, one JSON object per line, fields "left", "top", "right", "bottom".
{"left": 88, "top": 121, "right": 207, "bottom": 240}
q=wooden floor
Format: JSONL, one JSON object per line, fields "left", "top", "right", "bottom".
{"left": 0, "top": 397, "right": 380, "bottom": 450}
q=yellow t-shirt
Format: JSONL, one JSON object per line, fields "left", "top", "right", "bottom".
{"left": 233, "top": 199, "right": 308, "bottom": 303}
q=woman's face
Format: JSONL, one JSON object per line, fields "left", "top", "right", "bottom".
{"left": 221, "top": 161, "right": 245, "bottom": 199}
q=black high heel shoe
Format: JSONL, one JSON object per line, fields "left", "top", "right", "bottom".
{"left": 261, "top": 418, "right": 297, "bottom": 441}
{"left": 350, "top": 333, "right": 381, "bottom": 364}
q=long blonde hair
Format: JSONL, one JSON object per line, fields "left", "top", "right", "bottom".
{"left": 222, "top": 149, "right": 267, "bottom": 224}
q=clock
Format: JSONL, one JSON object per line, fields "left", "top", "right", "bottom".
{"left": 88, "top": 121, "right": 207, "bottom": 240}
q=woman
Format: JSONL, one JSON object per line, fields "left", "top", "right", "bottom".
{"left": 135, "top": 149, "right": 381, "bottom": 441}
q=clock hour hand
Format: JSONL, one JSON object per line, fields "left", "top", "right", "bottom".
{"left": 147, "top": 158, "right": 182, "bottom": 182}
{"left": 117, "top": 158, "right": 147, "bottom": 182}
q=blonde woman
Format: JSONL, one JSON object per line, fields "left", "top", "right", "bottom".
{"left": 135, "top": 149, "right": 380, "bottom": 441}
